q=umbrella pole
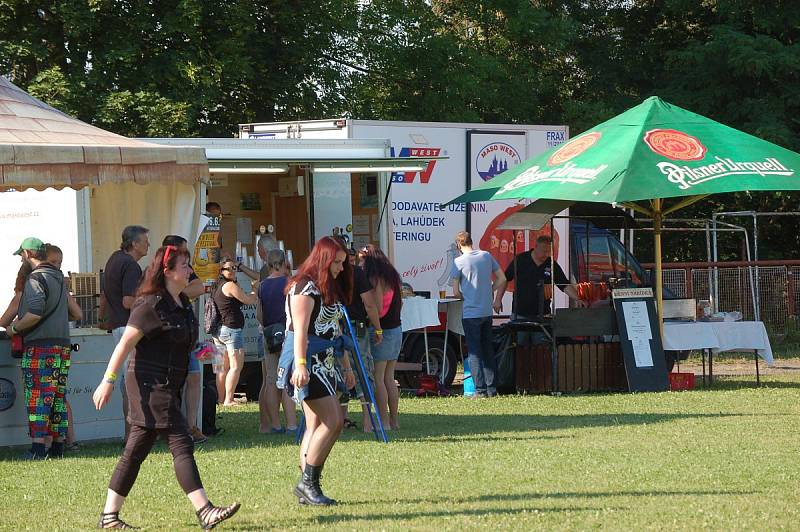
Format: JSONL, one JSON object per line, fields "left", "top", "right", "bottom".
{"left": 653, "top": 199, "right": 664, "bottom": 325}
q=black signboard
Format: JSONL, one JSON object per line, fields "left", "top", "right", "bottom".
{"left": 612, "top": 288, "right": 669, "bottom": 392}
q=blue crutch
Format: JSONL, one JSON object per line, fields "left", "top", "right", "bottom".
{"left": 293, "top": 311, "right": 389, "bottom": 443}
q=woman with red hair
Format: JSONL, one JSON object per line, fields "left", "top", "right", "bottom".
{"left": 282, "top": 236, "right": 356, "bottom": 506}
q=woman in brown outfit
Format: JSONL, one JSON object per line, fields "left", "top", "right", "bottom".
{"left": 93, "top": 246, "right": 240, "bottom": 529}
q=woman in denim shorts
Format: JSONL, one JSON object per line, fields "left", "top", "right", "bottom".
{"left": 361, "top": 245, "right": 403, "bottom": 430}
{"left": 213, "top": 260, "right": 258, "bottom": 406}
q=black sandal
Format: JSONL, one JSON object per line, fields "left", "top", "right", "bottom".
{"left": 98, "top": 512, "right": 138, "bottom": 529}
{"left": 196, "top": 501, "right": 241, "bottom": 530}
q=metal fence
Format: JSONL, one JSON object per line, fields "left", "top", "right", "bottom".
{"left": 660, "top": 263, "right": 796, "bottom": 340}
{"left": 662, "top": 269, "right": 688, "bottom": 298}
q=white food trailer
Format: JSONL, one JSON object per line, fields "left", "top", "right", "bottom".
{"left": 145, "top": 137, "right": 445, "bottom": 396}
{"left": 147, "top": 120, "right": 571, "bottom": 395}
{"left": 238, "top": 119, "right": 571, "bottom": 309}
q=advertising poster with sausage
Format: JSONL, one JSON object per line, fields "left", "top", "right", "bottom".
{"left": 468, "top": 130, "right": 569, "bottom": 311}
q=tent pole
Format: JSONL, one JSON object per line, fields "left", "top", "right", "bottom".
{"left": 653, "top": 198, "right": 664, "bottom": 328}
{"left": 550, "top": 217, "right": 557, "bottom": 394}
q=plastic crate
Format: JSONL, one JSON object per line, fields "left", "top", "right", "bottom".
{"left": 669, "top": 372, "right": 695, "bottom": 391}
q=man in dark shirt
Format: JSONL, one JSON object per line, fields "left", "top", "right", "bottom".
{"left": 344, "top": 263, "right": 383, "bottom": 432}
{"left": 101, "top": 225, "right": 150, "bottom": 441}
{"left": 497, "top": 235, "right": 585, "bottom": 343}
{"left": 103, "top": 226, "right": 150, "bottom": 329}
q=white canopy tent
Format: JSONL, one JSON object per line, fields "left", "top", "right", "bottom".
{"left": 0, "top": 76, "right": 209, "bottom": 274}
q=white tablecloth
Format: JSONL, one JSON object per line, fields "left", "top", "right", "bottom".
{"left": 400, "top": 297, "right": 441, "bottom": 332}
{"left": 400, "top": 297, "right": 464, "bottom": 334}
{"left": 443, "top": 299, "right": 464, "bottom": 336}
{"left": 662, "top": 321, "right": 773, "bottom": 365}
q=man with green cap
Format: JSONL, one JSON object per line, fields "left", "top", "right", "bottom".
{"left": 9, "top": 236, "right": 80, "bottom": 459}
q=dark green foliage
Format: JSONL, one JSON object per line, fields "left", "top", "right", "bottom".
{"left": 1, "top": 0, "right": 798, "bottom": 260}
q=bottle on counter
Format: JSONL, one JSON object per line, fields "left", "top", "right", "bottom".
{"left": 211, "top": 344, "right": 226, "bottom": 374}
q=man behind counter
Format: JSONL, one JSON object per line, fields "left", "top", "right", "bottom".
{"left": 496, "top": 235, "right": 586, "bottom": 344}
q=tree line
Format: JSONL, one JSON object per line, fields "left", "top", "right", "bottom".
{"left": 2, "top": 0, "right": 798, "bottom": 260}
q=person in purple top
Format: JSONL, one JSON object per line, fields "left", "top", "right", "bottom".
{"left": 256, "top": 249, "right": 297, "bottom": 434}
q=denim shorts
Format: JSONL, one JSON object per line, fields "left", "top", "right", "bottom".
{"left": 277, "top": 330, "right": 343, "bottom": 405}
{"left": 370, "top": 326, "right": 402, "bottom": 362}
{"left": 188, "top": 355, "right": 201, "bottom": 374}
{"left": 217, "top": 325, "right": 244, "bottom": 352}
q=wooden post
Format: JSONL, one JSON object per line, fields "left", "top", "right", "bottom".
{"left": 653, "top": 198, "right": 664, "bottom": 329}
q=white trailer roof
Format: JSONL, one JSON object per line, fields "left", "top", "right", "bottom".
{"left": 146, "top": 137, "right": 387, "bottom": 161}
{"left": 239, "top": 118, "right": 568, "bottom": 134}
{"left": 145, "top": 137, "right": 445, "bottom": 172}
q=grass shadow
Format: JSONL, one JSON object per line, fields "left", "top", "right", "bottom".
{"left": 310, "top": 505, "right": 609, "bottom": 525}
{"left": 696, "top": 377, "right": 800, "bottom": 390}
{"left": 0, "top": 408, "right": 300, "bottom": 462}
{"left": 0, "top": 408, "right": 764, "bottom": 461}
{"left": 308, "top": 488, "right": 754, "bottom": 526}
{"left": 344, "top": 488, "right": 756, "bottom": 507}
{"left": 392, "top": 411, "right": 755, "bottom": 442}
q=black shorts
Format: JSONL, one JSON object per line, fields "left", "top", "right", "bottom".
{"left": 303, "top": 349, "right": 343, "bottom": 402}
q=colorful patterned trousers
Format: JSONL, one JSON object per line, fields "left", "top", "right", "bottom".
{"left": 21, "top": 345, "right": 71, "bottom": 439}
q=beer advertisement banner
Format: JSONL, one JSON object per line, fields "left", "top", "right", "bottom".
{"left": 193, "top": 214, "right": 222, "bottom": 283}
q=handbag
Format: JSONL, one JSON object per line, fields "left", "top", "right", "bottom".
{"left": 10, "top": 334, "right": 24, "bottom": 358}
{"left": 263, "top": 322, "right": 285, "bottom": 353}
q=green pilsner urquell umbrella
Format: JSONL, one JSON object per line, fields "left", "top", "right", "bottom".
{"left": 446, "top": 96, "right": 800, "bottom": 319}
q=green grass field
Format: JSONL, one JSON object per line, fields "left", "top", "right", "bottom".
{"left": 2, "top": 366, "right": 799, "bottom": 531}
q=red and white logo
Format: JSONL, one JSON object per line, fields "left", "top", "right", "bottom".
{"left": 547, "top": 132, "right": 601, "bottom": 166}
{"left": 643, "top": 129, "right": 707, "bottom": 161}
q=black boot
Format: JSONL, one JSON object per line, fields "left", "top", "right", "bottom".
{"left": 48, "top": 441, "right": 65, "bottom": 459}
{"left": 294, "top": 464, "right": 337, "bottom": 506}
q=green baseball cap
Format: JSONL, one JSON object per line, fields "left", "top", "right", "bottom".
{"left": 13, "top": 237, "right": 44, "bottom": 256}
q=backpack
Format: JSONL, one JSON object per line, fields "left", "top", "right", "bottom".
{"left": 203, "top": 286, "right": 222, "bottom": 335}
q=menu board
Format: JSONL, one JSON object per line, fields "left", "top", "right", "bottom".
{"left": 621, "top": 300, "right": 654, "bottom": 368}
{"left": 612, "top": 288, "right": 668, "bottom": 392}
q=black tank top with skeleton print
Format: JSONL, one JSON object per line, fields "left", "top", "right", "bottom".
{"left": 286, "top": 278, "right": 343, "bottom": 340}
